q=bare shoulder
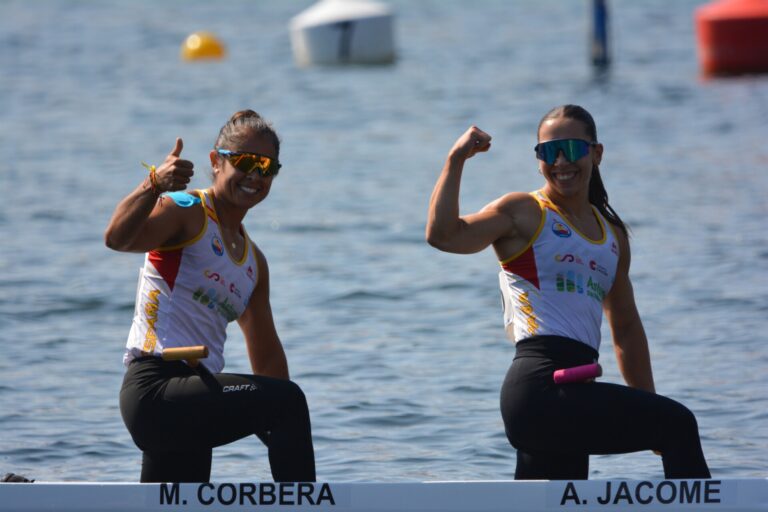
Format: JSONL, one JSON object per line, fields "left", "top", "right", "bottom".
{"left": 485, "top": 191, "right": 540, "bottom": 213}
{"left": 483, "top": 192, "right": 541, "bottom": 231}
{"left": 250, "top": 241, "right": 267, "bottom": 266}
{"left": 483, "top": 192, "right": 543, "bottom": 260}
{"left": 154, "top": 192, "right": 206, "bottom": 246}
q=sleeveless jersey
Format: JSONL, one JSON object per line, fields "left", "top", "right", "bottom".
{"left": 124, "top": 189, "right": 258, "bottom": 372}
{"left": 498, "top": 191, "right": 620, "bottom": 351}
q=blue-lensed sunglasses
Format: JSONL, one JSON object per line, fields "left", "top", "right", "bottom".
{"left": 534, "top": 138, "right": 595, "bottom": 165}
{"left": 216, "top": 148, "right": 281, "bottom": 177}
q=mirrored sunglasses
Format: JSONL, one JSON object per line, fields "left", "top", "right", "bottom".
{"left": 216, "top": 148, "right": 281, "bottom": 177}
{"left": 534, "top": 138, "right": 595, "bottom": 165}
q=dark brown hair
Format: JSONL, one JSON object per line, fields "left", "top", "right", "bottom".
{"left": 538, "top": 104, "right": 627, "bottom": 236}
{"left": 214, "top": 109, "right": 281, "bottom": 159}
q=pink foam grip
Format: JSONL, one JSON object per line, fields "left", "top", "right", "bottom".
{"left": 553, "top": 362, "right": 602, "bottom": 384}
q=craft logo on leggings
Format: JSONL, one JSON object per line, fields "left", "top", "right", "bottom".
{"left": 222, "top": 383, "right": 258, "bottom": 393}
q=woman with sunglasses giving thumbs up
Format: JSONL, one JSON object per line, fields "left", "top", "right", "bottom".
{"left": 426, "top": 105, "right": 710, "bottom": 480}
{"left": 105, "top": 110, "right": 315, "bottom": 483}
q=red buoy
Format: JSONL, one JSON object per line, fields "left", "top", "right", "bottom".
{"left": 695, "top": 0, "right": 768, "bottom": 76}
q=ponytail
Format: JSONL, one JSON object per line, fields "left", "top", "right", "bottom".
{"left": 589, "top": 164, "right": 627, "bottom": 236}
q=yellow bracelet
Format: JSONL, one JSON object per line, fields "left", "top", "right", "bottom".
{"left": 141, "top": 162, "right": 159, "bottom": 194}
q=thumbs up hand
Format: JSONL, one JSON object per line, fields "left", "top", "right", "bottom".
{"left": 153, "top": 138, "right": 194, "bottom": 192}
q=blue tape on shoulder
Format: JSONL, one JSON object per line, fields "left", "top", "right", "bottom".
{"left": 164, "top": 192, "right": 201, "bottom": 208}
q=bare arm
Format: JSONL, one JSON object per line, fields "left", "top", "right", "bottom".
{"left": 237, "top": 246, "right": 290, "bottom": 380}
{"left": 603, "top": 229, "right": 656, "bottom": 393}
{"left": 104, "top": 138, "right": 196, "bottom": 252}
{"left": 426, "top": 126, "right": 517, "bottom": 253}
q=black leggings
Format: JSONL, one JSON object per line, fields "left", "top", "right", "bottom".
{"left": 500, "top": 336, "right": 710, "bottom": 480}
{"left": 120, "top": 357, "right": 316, "bottom": 483}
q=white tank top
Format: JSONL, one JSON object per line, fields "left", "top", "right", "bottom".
{"left": 498, "top": 191, "right": 620, "bottom": 351}
{"left": 124, "top": 189, "right": 258, "bottom": 372}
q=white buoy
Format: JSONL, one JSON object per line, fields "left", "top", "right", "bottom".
{"left": 289, "top": 0, "right": 396, "bottom": 66}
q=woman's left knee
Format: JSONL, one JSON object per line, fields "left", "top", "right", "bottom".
{"left": 279, "top": 379, "right": 309, "bottom": 413}
{"left": 665, "top": 399, "right": 700, "bottom": 435}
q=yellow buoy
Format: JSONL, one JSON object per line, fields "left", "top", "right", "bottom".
{"left": 181, "top": 31, "right": 226, "bottom": 61}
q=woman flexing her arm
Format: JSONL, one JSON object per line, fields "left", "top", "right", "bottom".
{"left": 427, "top": 105, "right": 709, "bottom": 480}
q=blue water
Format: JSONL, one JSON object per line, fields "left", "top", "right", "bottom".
{"left": 1, "top": 0, "right": 766, "bottom": 482}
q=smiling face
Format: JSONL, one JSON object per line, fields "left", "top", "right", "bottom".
{"left": 537, "top": 116, "right": 603, "bottom": 201}
{"left": 210, "top": 130, "right": 277, "bottom": 209}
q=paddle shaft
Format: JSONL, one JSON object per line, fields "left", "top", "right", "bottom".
{"left": 161, "top": 345, "right": 209, "bottom": 367}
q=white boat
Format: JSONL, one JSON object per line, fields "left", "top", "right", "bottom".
{"left": 289, "top": 0, "right": 396, "bottom": 66}
{"left": 1, "top": 478, "right": 766, "bottom": 511}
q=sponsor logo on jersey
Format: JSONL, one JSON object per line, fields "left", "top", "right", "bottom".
{"left": 211, "top": 236, "right": 224, "bottom": 256}
{"left": 205, "top": 269, "right": 225, "bottom": 284}
{"left": 203, "top": 269, "right": 242, "bottom": 299}
{"left": 552, "top": 221, "right": 572, "bottom": 238}
{"left": 589, "top": 260, "right": 609, "bottom": 276}
{"left": 555, "top": 253, "right": 584, "bottom": 265}
{"left": 555, "top": 272, "right": 606, "bottom": 302}
{"left": 192, "top": 287, "right": 239, "bottom": 321}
